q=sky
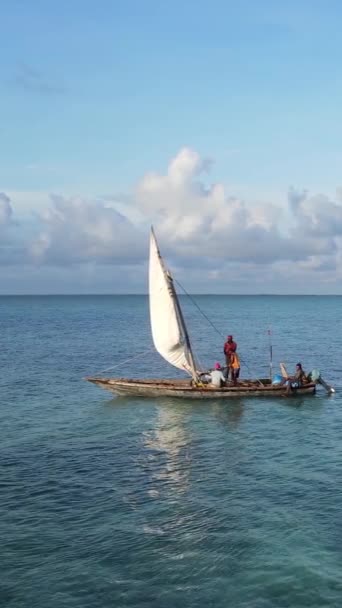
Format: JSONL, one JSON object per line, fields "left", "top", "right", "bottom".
{"left": 1, "top": 0, "right": 342, "bottom": 293}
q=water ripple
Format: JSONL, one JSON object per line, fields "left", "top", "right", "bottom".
{"left": 1, "top": 296, "right": 342, "bottom": 607}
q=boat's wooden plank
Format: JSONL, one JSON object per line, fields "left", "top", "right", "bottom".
{"left": 88, "top": 377, "right": 273, "bottom": 388}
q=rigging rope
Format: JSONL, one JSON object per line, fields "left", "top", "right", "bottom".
{"left": 175, "top": 279, "right": 224, "bottom": 340}
{"left": 175, "top": 279, "right": 264, "bottom": 384}
{"left": 92, "top": 348, "right": 154, "bottom": 376}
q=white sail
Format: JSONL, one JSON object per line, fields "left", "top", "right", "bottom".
{"left": 149, "top": 229, "right": 197, "bottom": 377}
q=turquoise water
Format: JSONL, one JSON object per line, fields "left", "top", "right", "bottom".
{"left": 1, "top": 295, "right": 342, "bottom": 607}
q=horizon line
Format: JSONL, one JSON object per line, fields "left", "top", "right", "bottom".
{"left": 0, "top": 293, "right": 342, "bottom": 297}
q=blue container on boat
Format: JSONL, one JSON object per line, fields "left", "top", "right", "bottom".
{"left": 272, "top": 374, "right": 283, "bottom": 385}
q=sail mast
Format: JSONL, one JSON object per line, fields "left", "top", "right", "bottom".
{"left": 167, "top": 267, "right": 198, "bottom": 380}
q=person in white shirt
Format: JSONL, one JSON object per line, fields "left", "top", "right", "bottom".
{"left": 209, "top": 362, "right": 226, "bottom": 388}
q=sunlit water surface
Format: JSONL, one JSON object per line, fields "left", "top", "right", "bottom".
{"left": 1, "top": 295, "right": 342, "bottom": 607}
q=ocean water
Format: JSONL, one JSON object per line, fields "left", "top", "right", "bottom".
{"left": 1, "top": 295, "right": 342, "bottom": 608}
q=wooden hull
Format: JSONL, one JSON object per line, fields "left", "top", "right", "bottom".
{"left": 86, "top": 377, "right": 317, "bottom": 399}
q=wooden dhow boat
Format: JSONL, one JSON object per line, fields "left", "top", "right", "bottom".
{"left": 86, "top": 229, "right": 320, "bottom": 399}
{"left": 86, "top": 376, "right": 317, "bottom": 398}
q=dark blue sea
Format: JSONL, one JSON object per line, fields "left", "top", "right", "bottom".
{"left": 1, "top": 295, "right": 342, "bottom": 607}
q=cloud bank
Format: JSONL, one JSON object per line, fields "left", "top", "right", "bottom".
{"left": 0, "top": 193, "right": 13, "bottom": 227}
{"left": 1, "top": 149, "right": 342, "bottom": 293}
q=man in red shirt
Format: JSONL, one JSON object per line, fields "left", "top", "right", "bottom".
{"left": 223, "top": 335, "right": 237, "bottom": 380}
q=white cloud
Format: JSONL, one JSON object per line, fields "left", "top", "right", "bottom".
{"left": 29, "top": 195, "right": 145, "bottom": 265}
{"left": 135, "top": 148, "right": 340, "bottom": 266}
{"left": 292, "top": 191, "right": 342, "bottom": 238}
{"left": 1, "top": 148, "right": 342, "bottom": 292}
{"left": 0, "top": 193, "right": 28, "bottom": 266}
{"left": 0, "top": 193, "right": 13, "bottom": 226}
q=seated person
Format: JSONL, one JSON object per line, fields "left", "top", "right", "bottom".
{"left": 283, "top": 363, "right": 307, "bottom": 394}
{"left": 209, "top": 363, "right": 226, "bottom": 388}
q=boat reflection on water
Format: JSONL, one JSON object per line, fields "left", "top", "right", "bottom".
{"left": 143, "top": 402, "right": 192, "bottom": 496}
{"left": 142, "top": 398, "right": 245, "bottom": 496}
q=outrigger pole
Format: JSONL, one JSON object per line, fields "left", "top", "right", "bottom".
{"left": 268, "top": 328, "right": 273, "bottom": 380}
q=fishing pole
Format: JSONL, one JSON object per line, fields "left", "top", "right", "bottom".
{"left": 268, "top": 327, "right": 273, "bottom": 381}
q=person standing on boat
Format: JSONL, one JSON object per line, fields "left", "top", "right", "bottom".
{"left": 223, "top": 335, "right": 237, "bottom": 379}
{"left": 230, "top": 352, "right": 240, "bottom": 385}
{"left": 209, "top": 363, "right": 226, "bottom": 388}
